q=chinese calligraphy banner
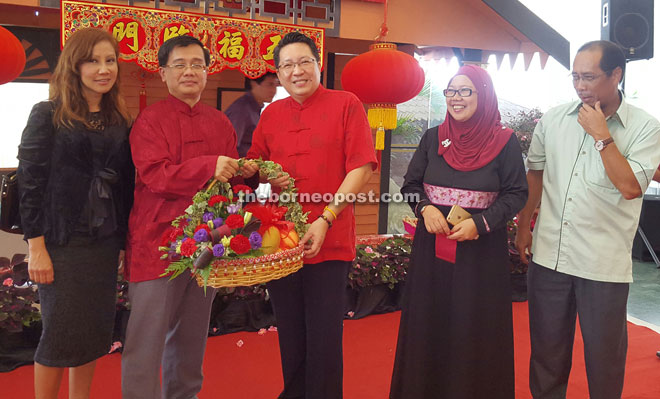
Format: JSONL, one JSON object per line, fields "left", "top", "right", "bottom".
{"left": 61, "top": 0, "right": 325, "bottom": 77}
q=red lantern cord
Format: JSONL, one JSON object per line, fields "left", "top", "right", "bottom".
{"left": 375, "top": 0, "right": 389, "bottom": 42}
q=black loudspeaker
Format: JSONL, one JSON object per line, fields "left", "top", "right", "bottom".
{"left": 601, "top": 0, "right": 654, "bottom": 60}
{"left": 632, "top": 195, "right": 660, "bottom": 262}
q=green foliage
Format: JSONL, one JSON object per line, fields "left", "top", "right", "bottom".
{"left": 0, "top": 257, "right": 40, "bottom": 333}
{"left": 348, "top": 236, "right": 412, "bottom": 289}
{"left": 501, "top": 108, "right": 543, "bottom": 274}
{"left": 240, "top": 159, "right": 310, "bottom": 238}
{"left": 503, "top": 108, "right": 543, "bottom": 157}
{"left": 392, "top": 115, "right": 420, "bottom": 139}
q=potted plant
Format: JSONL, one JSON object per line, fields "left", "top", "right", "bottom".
{"left": 0, "top": 254, "right": 41, "bottom": 353}
{"left": 504, "top": 108, "right": 543, "bottom": 301}
{"left": 209, "top": 284, "right": 275, "bottom": 335}
{"left": 347, "top": 236, "right": 412, "bottom": 318}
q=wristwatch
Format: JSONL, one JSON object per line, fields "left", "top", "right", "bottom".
{"left": 594, "top": 137, "right": 614, "bottom": 151}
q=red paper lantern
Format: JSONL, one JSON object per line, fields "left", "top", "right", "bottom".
{"left": 0, "top": 26, "right": 26, "bottom": 85}
{"left": 341, "top": 43, "right": 425, "bottom": 149}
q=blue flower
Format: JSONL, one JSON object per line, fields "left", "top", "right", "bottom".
{"left": 193, "top": 229, "right": 210, "bottom": 243}
{"left": 213, "top": 243, "right": 225, "bottom": 257}
{"left": 203, "top": 212, "right": 214, "bottom": 223}
{"left": 249, "top": 231, "right": 262, "bottom": 249}
{"left": 212, "top": 217, "right": 224, "bottom": 228}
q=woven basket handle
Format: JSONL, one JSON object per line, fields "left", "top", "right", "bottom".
{"left": 205, "top": 178, "right": 218, "bottom": 193}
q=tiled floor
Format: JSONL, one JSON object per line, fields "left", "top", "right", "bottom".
{"left": 629, "top": 260, "right": 660, "bottom": 328}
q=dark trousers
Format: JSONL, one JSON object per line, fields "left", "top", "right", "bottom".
{"left": 528, "top": 262, "right": 629, "bottom": 399}
{"left": 266, "top": 260, "right": 350, "bottom": 399}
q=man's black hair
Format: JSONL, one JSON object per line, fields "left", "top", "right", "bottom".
{"left": 244, "top": 72, "right": 278, "bottom": 90}
{"left": 158, "top": 35, "right": 211, "bottom": 67}
{"left": 577, "top": 40, "right": 626, "bottom": 83}
{"left": 273, "top": 31, "right": 320, "bottom": 68}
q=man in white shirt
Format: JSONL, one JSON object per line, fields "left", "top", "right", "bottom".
{"left": 516, "top": 40, "right": 660, "bottom": 399}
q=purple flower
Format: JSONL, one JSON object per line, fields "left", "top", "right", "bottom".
{"left": 249, "top": 231, "right": 262, "bottom": 249}
{"left": 227, "top": 203, "right": 240, "bottom": 214}
{"left": 193, "top": 229, "right": 210, "bottom": 243}
{"left": 213, "top": 243, "right": 225, "bottom": 257}
{"left": 212, "top": 217, "right": 224, "bottom": 228}
{"left": 203, "top": 212, "right": 214, "bottom": 223}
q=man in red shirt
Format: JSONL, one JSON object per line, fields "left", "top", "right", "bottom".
{"left": 122, "top": 35, "right": 245, "bottom": 398}
{"left": 247, "top": 32, "right": 377, "bottom": 399}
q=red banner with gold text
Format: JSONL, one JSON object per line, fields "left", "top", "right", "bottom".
{"left": 61, "top": 0, "right": 324, "bottom": 77}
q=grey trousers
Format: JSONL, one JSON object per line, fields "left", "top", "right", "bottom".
{"left": 528, "top": 262, "right": 629, "bottom": 399}
{"left": 121, "top": 275, "right": 217, "bottom": 399}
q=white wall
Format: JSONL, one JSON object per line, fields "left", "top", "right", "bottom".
{"left": 0, "top": 82, "right": 49, "bottom": 168}
{"left": 0, "top": 230, "right": 27, "bottom": 258}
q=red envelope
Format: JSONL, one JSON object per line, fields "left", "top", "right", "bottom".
{"left": 435, "top": 234, "right": 457, "bottom": 263}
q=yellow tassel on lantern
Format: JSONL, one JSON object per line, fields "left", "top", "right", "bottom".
{"left": 368, "top": 103, "right": 398, "bottom": 130}
{"left": 375, "top": 123, "right": 385, "bottom": 151}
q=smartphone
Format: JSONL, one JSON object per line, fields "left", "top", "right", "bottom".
{"left": 446, "top": 204, "right": 472, "bottom": 227}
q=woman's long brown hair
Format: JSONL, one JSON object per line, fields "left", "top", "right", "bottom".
{"left": 50, "top": 28, "right": 132, "bottom": 129}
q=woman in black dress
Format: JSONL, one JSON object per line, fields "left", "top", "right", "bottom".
{"left": 390, "top": 65, "right": 528, "bottom": 398}
{"left": 17, "top": 28, "right": 132, "bottom": 398}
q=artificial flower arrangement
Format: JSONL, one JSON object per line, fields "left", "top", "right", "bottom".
{"left": 160, "top": 159, "right": 309, "bottom": 288}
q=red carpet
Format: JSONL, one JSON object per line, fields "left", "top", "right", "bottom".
{"left": 2, "top": 302, "right": 660, "bottom": 398}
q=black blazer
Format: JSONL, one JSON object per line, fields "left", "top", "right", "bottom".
{"left": 17, "top": 101, "right": 134, "bottom": 245}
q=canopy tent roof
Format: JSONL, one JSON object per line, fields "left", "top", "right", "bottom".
{"left": 340, "top": 0, "right": 570, "bottom": 70}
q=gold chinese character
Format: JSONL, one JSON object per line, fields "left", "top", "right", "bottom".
{"left": 163, "top": 25, "right": 191, "bottom": 43}
{"left": 218, "top": 31, "right": 245, "bottom": 60}
{"left": 262, "top": 35, "right": 282, "bottom": 61}
{"left": 113, "top": 21, "right": 139, "bottom": 52}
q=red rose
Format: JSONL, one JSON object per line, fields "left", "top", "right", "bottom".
{"left": 180, "top": 239, "right": 198, "bottom": 257}
{"left": 230, "top": 234, "right": 251, "bottom": 255}
{"left": 232, "top": 184, "right": 253, "bottom": 194}
{"left": 225, "top": 214, "right": 245, "bottom": 229}
{"left": 209, "top": 195, "right": 229, "bottom": 207}
{"left": 195, "top": 224, "right": 211, "bottom": 234}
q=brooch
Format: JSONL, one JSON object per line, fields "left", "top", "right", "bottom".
{"left": 441, "top": 139, "right": 451, "bottom": 148}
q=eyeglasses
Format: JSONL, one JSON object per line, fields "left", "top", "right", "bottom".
{"left": 443, "top": 88, "right": 475, "bottom": 97}
{"left": 163, "top": 64, "right": 207, "bottom": 72}
{"left": 571, "top": 73, "right": 604, "bottom": 84}
{"left": 277, "top": 58, "right": 317, "bottom": 74}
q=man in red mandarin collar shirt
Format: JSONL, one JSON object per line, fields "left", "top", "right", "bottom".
{"left": 246, "top": 32, "right": 377, "bottom": 399}
{"left": 122, "top": 35, "right": 251, "bottom": 399}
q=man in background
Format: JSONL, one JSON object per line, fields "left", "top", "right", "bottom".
{"left": 225, "top": 72, "right": 278, "bottom": 157}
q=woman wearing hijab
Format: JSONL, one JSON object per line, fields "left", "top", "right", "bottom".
{"left": 389, "top": 65, "right": 528, "bottom": 399}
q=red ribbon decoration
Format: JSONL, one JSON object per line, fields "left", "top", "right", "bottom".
{"left": 244, "top": 203, "right": 293, "bottom": 234}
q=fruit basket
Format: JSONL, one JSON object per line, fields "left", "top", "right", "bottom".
{"left": 159, "top": 159, "right": 309, "bottom": 288}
